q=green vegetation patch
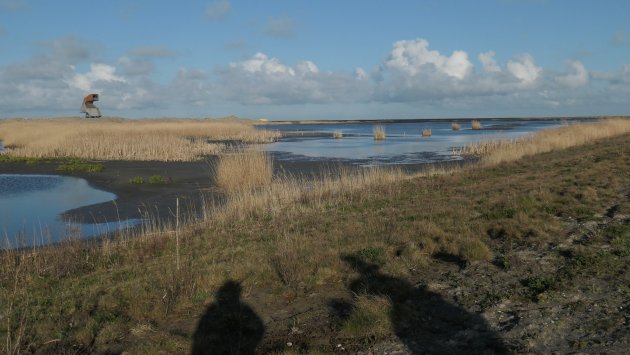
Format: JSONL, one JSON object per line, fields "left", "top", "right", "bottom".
{"left": 148, "top": 175, "right": 168, "bottom": 184}
{"left": 129, "top": 176, "right": 145, "bottom": 184}
{"left": 56, "top": 163, "right": 105, "bottom": 173}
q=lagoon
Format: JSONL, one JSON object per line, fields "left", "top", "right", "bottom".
{"left": 0, "top": 174, "right": 137, "bottom": 249}
{"left": 262, "top": 119, "right": 570, "bottom": 165}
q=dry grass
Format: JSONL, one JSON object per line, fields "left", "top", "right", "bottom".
{"left": 471, "top": 120, "right": 482, "bottom": 130}
{"left": 457, "top": 118, "right": 630, "bottom": 166}
{"left": 421, "top": 128, "right": 432, "bottom": 137}
{"left": 451, "top": 122, "right": 461, "bottom": 131}
{"left": 0, "top": 118, "right": 280, "bottom": 161}
{"left": 214, "top": 149, "right": 273, "bottom": 193}
{"left": 207, "top": 165, "right": 429, "bottom": 223}
{"left": 2, "top": 120, "right": 630, "bottom": 352}
{"left": 333, "top": 130, "right": 343, "bottom": 139}
{"left": 373, "top": 125, "right": 386, "bottom": 140}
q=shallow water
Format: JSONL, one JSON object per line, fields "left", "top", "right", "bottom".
{"left": 262, "top": 120, "right": 567, "bottom": 165}
{"left": 0, "top": 174, "right": 138, "bottom": 249}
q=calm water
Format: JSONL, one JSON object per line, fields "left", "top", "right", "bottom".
{"left": 0, "top": 174, "right": 137, "bottom": 249}
{"left": 262, "top": 119, "right": 568, "bottom": 165}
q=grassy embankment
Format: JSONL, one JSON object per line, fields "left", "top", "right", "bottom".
{"left": 1, "top": 118, "right": 629, "bottom": 353}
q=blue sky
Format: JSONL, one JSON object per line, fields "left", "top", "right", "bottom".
{"left": 1, "top": 0, "right": 629, "bottom": 119}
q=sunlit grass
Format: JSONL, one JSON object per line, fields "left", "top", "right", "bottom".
{"left": 0, "top": 118, "right": 280, "bottom": 161}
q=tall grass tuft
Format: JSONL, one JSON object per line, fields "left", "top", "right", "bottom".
{"left": 451, "top": 122, "right": 461, "bottom": 131}
{"left": 471, "top": 120, "right": 482, "bottom": 130}
{"left": 214, "top": 149, "right": 273, "bottom": 193}
{"left": 421, "top": 128, "right": 432, "bottom": 137}
{"left": 333, "top": 130, "right": 343, "bottom": 139}
{"left": 373, "top": 125, "right": 386, "bottom": 140}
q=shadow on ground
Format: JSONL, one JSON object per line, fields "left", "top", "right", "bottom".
{"left": 191, "top": 280, "right": 265, "bottom": 355}
{"left": 335, "top": 255, "right": 510, "bottom": 354}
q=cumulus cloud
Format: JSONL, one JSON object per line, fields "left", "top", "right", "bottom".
{"left": 384, "top": 38, "right": 473, "bottom": 80}
{"left": 478, "top": 51, "right": 501, "bottom": 73}
{"left": 506, "top": 54, "right": 542, "bottom": 85}
{"left": 1, "top": 34, "right": 630, "bottom": 118}
{"left": 66, "top": 64, "right": 126, "bottom": 91}
{"left": 556, "top": 61, "right": 588, "bottom": 88}
{"left": 206, "top": 0, "right": 230, "bottom": 21}
{"left": 262, "top": 16, "right": 295, "bottom": 38}
{"left": 217, "top": 52, "right": 368, "bottom": 104}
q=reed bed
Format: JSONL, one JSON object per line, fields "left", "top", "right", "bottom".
{"left": 471, "top": 120, "right": 482, "bottom": 130}
{"left": 373, "top": 125, "right": 386, "bottom": 140}
{"left": 0, "top": 118, "right": 281, "bottom": 161}
{"left": 451, "top": 122, "right": 461, "bottom": 131}
{"left": 421, "top": 128, "right": 432, "bottom": 137}
{"left": 214, "top": 149, "right": 273, "bottom": 193}
{"left": 456, "top": 118, "right": 630, "bottom": 165}
{"left": 333, "top": 130, "right": 343, "bottom": 139}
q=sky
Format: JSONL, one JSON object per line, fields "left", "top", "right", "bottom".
{"left": 0, "top": 0, "right": 629, "bottom": 120}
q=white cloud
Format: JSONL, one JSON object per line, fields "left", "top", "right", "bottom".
{"left": 507, "top": 54, "right": 542, "bottom": 85}
{"left": 355, "top": 68, "right": 367, "bottom": 80}
{"left": 384, "top": 38, "right": 473, "bottom": 80}
{"left": 556, "top": 61, "right": 588, "bottom": 88}
{"left": 262, "top": 16, "right": 295, "bottom": 38}
{"left": 2, "top": 34, "right": 630, "bottom": 118}
{"left": 218, "top": 53, "right": 368, "bottom": 105}
{"left": 479, "top": 51, "right": 501, "bottom": 73}
{"left": 206, "top": 0, "right": 230, "bottom": 20}
{"left": 67, "top": 64, "right": 126, "bottom": 91}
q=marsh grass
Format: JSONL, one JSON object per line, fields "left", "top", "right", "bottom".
{"left": 0, "top": 118, "right": 280, "bottom": 161}
{"left": 214, "top": 149, "right": 273, "bottom": 193}
{"left": 451, "top": 122, "right": 461, "bottom": 131}
{"left": 457, "top": 118, "right": 630, "bottom": 165}
{"left": 421, "top": 128, "right": 432, "bottom": 137}
{"left": 373, "top": 125, "right": 386, "bottom": 140}
{"left": 333, "top": 130, "right": 343, "bottom": 139}
{"left": 471, "top": 120, "right": 482, "bottom": 130}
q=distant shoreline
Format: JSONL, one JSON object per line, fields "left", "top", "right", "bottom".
{"left": 255, "top": 116, "right": 618, "bottom": 125}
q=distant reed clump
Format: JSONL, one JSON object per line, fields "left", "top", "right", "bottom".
{"left": 421, "top": 128, "right": 432, "bottom": 137}
{"left": 373, "top": 125, "right": 386, "bottom": 140}
{"left": 214, "top": 149, "right": 273, "bottom": 193}
{"left": 0, "top": 118, "right": 281, "bottom": 161}
{"left": 333, "top": 130, "right": 343, "bottom": 139}
{"left": 471, "top": 120, "right": 482, "bottom": 130}
{"left": 451, "top": 122, "right": 461, "bottom": 131}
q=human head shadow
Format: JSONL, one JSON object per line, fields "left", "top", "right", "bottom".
{"left": 335, "top": 255, "right": 509, "bottom": 354}
{"left": 192, "top": 280, "right": 265, "bottom": 355}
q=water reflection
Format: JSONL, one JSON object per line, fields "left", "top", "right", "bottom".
{"left": 0, "top": 174, "right": 138, "bottom": 249}
{"left": 263, "top": 120, "right": 567, "bottom": 165}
